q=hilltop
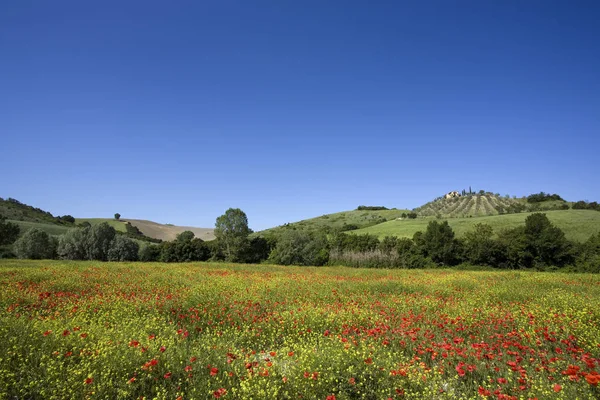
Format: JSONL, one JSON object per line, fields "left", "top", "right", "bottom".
{"left": 414, "top": 191, "right": 569, "bottom": 218}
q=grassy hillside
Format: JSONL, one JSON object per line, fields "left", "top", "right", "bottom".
{"left": 125, "top": 219, "right": 215, "bottom": 241}
{"left": 0, "top": 197, "right": 74, "bottom": 225}
{"left": 259, "top": 208, "right": 410, "bottom": 235}
{"left": 352, "top": 209, "right": 600, "bottom": 242}
{"left": 8, "top": 220, "right": 71, "bottom": 237}
{"left": 74, "top": 218, "right": 128, "bottom": 232}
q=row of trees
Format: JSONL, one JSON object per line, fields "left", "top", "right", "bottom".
{"left": 2, "top": 209, "right": 599, "bottom": 272}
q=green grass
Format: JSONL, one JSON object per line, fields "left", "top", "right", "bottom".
{"left": 258, "top": 208, "right": 410, "bottom": 235}
{"left": 9, "top": 220, "right": 71, "bottom": 237}
{"left": 351, "top": 209, "right": 600, "bottom": 242}
{"left": 75, "top": 218, "right": 128, "bottom": 232}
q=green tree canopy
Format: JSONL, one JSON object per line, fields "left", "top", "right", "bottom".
{"left": 0, "top": 215, "right": 20, "bottom": 246}
{"left": 214, "top": 208, "right": 251, "bottom": 262}
{"left": 13, "top": 228, "right": 57, "bottom": 260}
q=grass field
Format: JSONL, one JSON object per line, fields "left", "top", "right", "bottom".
{"left": 352, "top": 210, "right": 600, "bottom": 242}
{"left": 9, "top": 220, "right": 71, "bottom": 237}
{"left": 1, "top": 260, "right": 599, "bottom": 399}
{"left": 75, "top": 218, "right": 128, "bottom": 232}
{"left": 259, "top": 209, "right": 410, "bottom": 235}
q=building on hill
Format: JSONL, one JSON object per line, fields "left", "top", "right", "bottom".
{"left": 444, "top": 191, "right": 461, "bottom": 199}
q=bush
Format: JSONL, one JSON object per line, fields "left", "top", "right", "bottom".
{"left": 13, "top": 228, "right": 57, "bottom": 259}
{"left": 84, "top": 223, "right": 117, "bottom": 261}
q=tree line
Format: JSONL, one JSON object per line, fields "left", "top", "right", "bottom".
{"left": 1, "top": 209, "right": 599, "bottom": 272}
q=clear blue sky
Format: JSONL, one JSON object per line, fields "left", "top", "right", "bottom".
{"left": 1, "top": 1, "right": 599, "bottom": 231}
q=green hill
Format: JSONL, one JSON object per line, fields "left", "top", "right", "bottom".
{"left": 351, "top": 209, "right": 600, "bottom": 243}
{"left": 75, "top": 218, "right": 128, "bottom": 232}
{"left": 0, "top": 197, "right": 74, "bottom": 225}
{"left": 8, "top": 220, "right": 71, "bottom": 237}
{"left": 258, "top": 208, "right": 410, "bottom": 235}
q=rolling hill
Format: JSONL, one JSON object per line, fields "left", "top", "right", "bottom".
{"left": 257, "top": 208, "right": 410, "bottom": 236}
{"left": 351, "top": 209, "right": 600, "bottom": 243}
{"left": 76, "top": 218, "right": 215, "bottom": 242}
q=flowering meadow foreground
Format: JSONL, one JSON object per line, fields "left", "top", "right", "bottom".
{"left": 1, "top": 261, "right": 599, "bottom": 400}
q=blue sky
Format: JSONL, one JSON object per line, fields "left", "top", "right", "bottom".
{"left": 1, "top": 1, "right": 599, "bottom": 231}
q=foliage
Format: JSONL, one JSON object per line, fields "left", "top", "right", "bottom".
{"left": 214, "top": 208, "right": 251, "bottom": 262}
{"left": 527, "top": 192, "right": 564, "bottom": 203}
{"left": 159, "top": 238, "right": 210, "bottom": 263}
{"left": 176, "top": 231, "right": 195, "bottom": 243}
{"left": 356, "top": 205, "right": 388, "bottom": 211}
{"left": 0, "top": 215, "right": 20, "bottom": 246}
{"left": 573, "top": 200, "right": 600, "bottom": 211}
{"left": 114, "top": 213, "right": 121, "bottom": 220}
{"left": 462, "top": 223, "right": 504, "bottom": 266}
{"left": 13, "top": 228, "right": 57, "bottom": 259}
{"left": 418, "top": 220, "right": 459, "bottom": 266}
{"left": 139, "top": 244, "right": 161, "bottom": 262}
{"left": 57, "top": 227, "right": 90, "bottom": 260}
{"left": 268, "top": 230, "right": 328, "bottom": 266}
{"left": 84, "top": 223, "right": 117, "bottom": 261}
{"left": 107, "top": 236, "right": 139, "bottom": 262}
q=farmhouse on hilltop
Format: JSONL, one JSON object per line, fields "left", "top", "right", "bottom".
{"left": 444, "top": 191, "right": 461, "bottom": 199}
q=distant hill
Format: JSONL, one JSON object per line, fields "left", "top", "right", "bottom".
{"left": 258, "top": 207, "right": 410, "bottom": 236}
{"left": 351, "top": 209, "right": 600, "bottom": 243}
{"left": 76, "top": 218, "right": 215, "bottom": 242}
{"left": 1, "top": 198, "right": 213, "bottom": 242}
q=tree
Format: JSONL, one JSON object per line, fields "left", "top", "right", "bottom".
{"left": 114, "top": 213, "right": 121, "bottom": 220}
{"left": 107, "top": 236, "right": 139, "bottom": 261}
{"left": 139, "top": 244, "right": 161, "bottom": 262}
{"left": 13, "top": 228, "right": 57, "bottom": 259}
{"left": 269, "top": 230, "right": 328, "bottom": 266}
{"left": 84, "top": 222, "right": 117, "bottom": 261}
{"left": 214, "top": 208, "right": 251, "bottom": 262}
{"left": 176, "top": 230, "right": 195, "bottom": 243}
{"left": 420, "top": 220, "right": 459, "bottom": 266}
{"left": 463, "top": 223, "right": 503, "bottom": 266}
{"left": 57, "top": 227, "right": 89, "bottom": 260}
{"left": 523, "top": 213, "right": 572, "bottom": 268}
{"left": 0, "top": 215, "right": 20, "bottom": 246}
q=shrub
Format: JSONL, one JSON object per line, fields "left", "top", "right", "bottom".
{"left": 139, "top": 244, "right": 161, "bottom": 262}
{"left": 57, "top": 227, "right": 89, "bottom": 260}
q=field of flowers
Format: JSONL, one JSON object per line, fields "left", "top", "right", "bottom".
{"left": 1, "top": 260, "right": 599, "bottom": 399}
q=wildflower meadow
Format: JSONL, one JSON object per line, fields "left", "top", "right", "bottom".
{"left": 1, "top": 260, "right": 599, "bottom": 399}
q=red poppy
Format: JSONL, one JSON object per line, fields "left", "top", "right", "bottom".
{"left": 269, "top": 351, "right": 276, "bottom": 357}
{"left": 364, "top": 358, "right": 373, "bottom": 364}
{"left": 84, "top": 377, "right": 93, "bottom": 385}
{"left": 43, "top": 330, "right": 52, "bottom": 336}
{"left": 553, "top": 384, "right": 561, "bottom": 392}
{"left": 184, "top": 365, "right": 193, "bottom": 372}
{"left": 288, "top": 351, "right": 294, "bottom": 357}
{"left": 210, "top": 367, "right": 218, "bottom": 376}
{"left": 586, "top": 371, "right": 600, "bottom": 386}
{"left": 129, "top": 340, "right": 140, "bottom": 347}
{"left": 164, "top": 372, "right": 172, "bottom": 379}
{"left": 213, "top": 388, "right": 227, "bottom": 398}
{"left": 62, "top": 330, "right": 70, "bottom": 336}
{"left": 159, "top": 346, "right": 166, "bottom": 352}
{"left": 326, "top": 395, "right": 336, "bottom": 400}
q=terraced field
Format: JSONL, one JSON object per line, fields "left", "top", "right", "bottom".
{"left": 351, "top": 209, "right": 600, "bottom": 243}
{"left": 414, "top": 194, "right": 523, "bottom": 217}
